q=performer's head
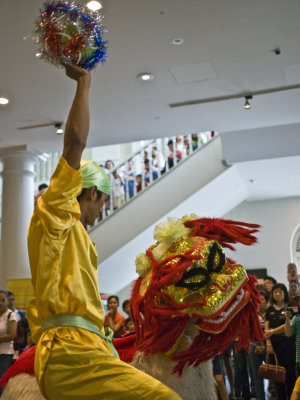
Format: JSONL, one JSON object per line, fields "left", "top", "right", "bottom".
{"left": 77, "top": 160, "right": 110, "bottom": 226}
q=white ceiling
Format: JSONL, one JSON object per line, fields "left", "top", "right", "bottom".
{"left": 2, "top": 0, "right": 300, "bottom": 295}
{"left": 1, "top": 0, "right": 300, "bottom": 155}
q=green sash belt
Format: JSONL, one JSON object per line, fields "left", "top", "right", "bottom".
{"left": 41, "top": 314, "right": 119, "bottom": 359}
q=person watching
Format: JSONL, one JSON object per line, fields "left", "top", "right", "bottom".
{"left": 265, "top": 283, "right": 296, "bottom": 399}
{"left": 144, "top": 159, "right": 158, "bottom": 183}
{"left": 290, "top": 280, "right": 300, "bottom": 302}
{"left": 104, "top": 295, "right": 125, "bottom": 338}
{"left": 122, "top": 300, "right": 130, "bottom": 318}
{"left": 264, "top": 276, "right": 277, "bottom": 300}
{"left": 285, "top": 297, "right": 300, "bottom": 377}
{"left": 0, "top": 290, "right": 17, "bottom": 395}
{"left": 7, "top": 292, "right": 24, "bottom": 322}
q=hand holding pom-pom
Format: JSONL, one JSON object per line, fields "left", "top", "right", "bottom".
{"left": 65, "top": 63, "right": 91, "bottom": 84}
{"left": 34, "top": 1, "right": 107, "bottom": 71}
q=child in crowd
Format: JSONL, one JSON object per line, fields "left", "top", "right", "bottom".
{"left": 124, "top": 318, "right": 135, "bottom": 333}
{"left": 122, "top": 300, "right": 130, "bottom": 317}
{"left": 136, "top": 174, "right": 148, "bottom": 192}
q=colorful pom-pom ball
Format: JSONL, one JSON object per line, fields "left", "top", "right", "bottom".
{"left": 34, "top": 1, "right": 107, "bottom": 71}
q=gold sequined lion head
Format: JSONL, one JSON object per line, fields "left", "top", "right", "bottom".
{"left": 130, "top": 216, "right": 263, "bottom": 374}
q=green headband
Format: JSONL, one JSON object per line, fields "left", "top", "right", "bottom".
{"left": 81, "top": 160, "right": 111, "bottom": 195}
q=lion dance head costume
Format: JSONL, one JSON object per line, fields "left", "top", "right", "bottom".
{"left": 130, "top": 215, "right": 264, "bottom": 375}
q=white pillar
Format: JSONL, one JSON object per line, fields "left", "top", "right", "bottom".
{"left": 0, "top": 145, "right": 43, "bottom": 288}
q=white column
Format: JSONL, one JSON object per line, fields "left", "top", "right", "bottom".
{"left": 0, "top": 145, "right": 44, "bottom": 288}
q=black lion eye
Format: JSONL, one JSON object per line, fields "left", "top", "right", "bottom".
{"left": 175, "top": 267, "right": 210, "bottom": 290}
{"left": 174, "top": 242, "right": 225, "bottom": 291}
{"left": 206, "top": 242, "right": 225, "bottom": 273}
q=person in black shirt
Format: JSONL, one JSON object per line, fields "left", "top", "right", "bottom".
{"left": 265, "top": 283, "right": 296, "bottom": 399}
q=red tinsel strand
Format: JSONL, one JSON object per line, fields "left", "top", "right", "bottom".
{"left": 63, "top": 34, "right": 85, "bottom": 57}
{"left": 187, "top": 220, "right": 259, "bottom": 249}
{"left": 184, "top": 218, "right": 260, "bottom": 250}
{"left": 137, "top": 316, "right": 189, "bottom": 355}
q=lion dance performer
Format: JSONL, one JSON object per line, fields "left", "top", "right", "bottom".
{"left": 23, "top": 63, "right": 180, "bottom": 400}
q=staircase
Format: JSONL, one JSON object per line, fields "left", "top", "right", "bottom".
{"left": 89, "top": 136, "right": 249, "bottom": 293}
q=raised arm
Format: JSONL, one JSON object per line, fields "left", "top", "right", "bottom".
{"left": 62, "top": 64, "right": 91, "bottom": 170}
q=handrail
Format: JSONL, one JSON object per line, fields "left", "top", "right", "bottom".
{"left": 88, "top": 131, "right": 217, "bottom": 230}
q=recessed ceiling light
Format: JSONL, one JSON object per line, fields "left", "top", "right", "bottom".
{"left": 87, "top": 1, "right": 102, "bottom": 11}
{"left": 55, "top": 122, "right": 64, "bottom": 135}
{"left": 172, "top": 38, "right": 184, "bottom": 45}
{"left": 137, "top": 73, "right": 154, "bottom": 81}
{"left": 244, "top": 95, "right": 253, "bottom": 110}
{"left": 36, "top": 52, "right": 42, "bottom": 58}
{"left": 0, "top": 97, "right": 9, "bottom": 105}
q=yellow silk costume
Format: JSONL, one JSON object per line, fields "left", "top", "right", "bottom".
{"left": 27, "top": 156, "right": 180, "bottom": 400}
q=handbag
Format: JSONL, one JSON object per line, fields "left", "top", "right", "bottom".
{"left": 258, "top": 352, "right": 286, "bottom": 383}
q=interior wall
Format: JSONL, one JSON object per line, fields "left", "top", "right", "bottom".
{"left": 224, "top": 196, "right": 300, "bottom": 286}
{"left": 115, "top": 281, "right": 135, "bottom": 317}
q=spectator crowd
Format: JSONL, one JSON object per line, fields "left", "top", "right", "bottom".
{"left": 2, "top": 263, "right": 300, "bottom": 400}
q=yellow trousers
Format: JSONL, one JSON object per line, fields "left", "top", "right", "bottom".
{"left": 35, "top": 327, "right": 181, "bottom": 400}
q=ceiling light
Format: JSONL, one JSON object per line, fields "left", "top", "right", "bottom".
{"left": 172, "top": 38, "right": 184, "bottom": 45}
{"left": 0, "top": 97, "right": 9, "bottom": 105}
{"left": 87, "top": 1, "right": 102, "bottom": 11}
{"left": 244, "top": 95, "right": 252, "bottom": 109}
{"left": 55, "top": 122, "right": 64, "bottom": 135}
{"left": 137, "top": 73, "right": 154, "bottom": 81}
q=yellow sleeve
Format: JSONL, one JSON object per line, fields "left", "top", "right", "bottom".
{"left": 294, "top": 377, "right": 300, "bottom": 394}
{"left": 36, "top": 156, "right": 82, "bottom": 238}
{"left": 27, "top": 297, "right": 42, "bottom": 344}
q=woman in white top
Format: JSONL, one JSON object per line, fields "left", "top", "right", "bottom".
{"left": 0, "top": 290, "right": 17, "bottom": 394}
